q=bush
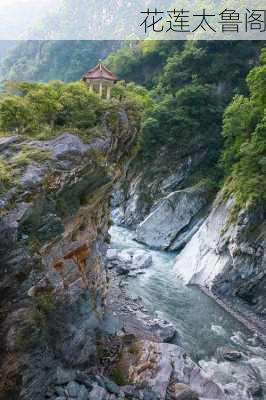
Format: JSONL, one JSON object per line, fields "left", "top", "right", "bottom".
{"left": 11, "top": 145, "right": 51, "bottom": 167}
{"left": 0, "top": 157, "right": 13, "bottom": 192}
{"left": 0, "top": 81, "right": 104, "bottom": 135}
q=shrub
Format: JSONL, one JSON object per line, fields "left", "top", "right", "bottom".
{"left": 0, "top": 157, "right": 13, "bottom": 192}
{"left": 11, "top": 145, "right": 51, "bottom": 167}
{"left": 0, "top": 81, "right": 104, "bottom": 136}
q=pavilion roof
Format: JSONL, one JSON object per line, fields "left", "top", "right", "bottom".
{"left": 82, "top": 63, "right": 118, "bottom": 82}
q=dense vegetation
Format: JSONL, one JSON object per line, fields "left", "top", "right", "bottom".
{"left": 0, "top": 81, "right": 104, "bottom": 137}
{"left": 0, "top": 41, "right": 121, "bottom": 83}
{"left": 106, "top": 41, "right": 265, "bottom": 204}
{"left": 1, "top": 38, "right": 265, "bottom": 208}
{"left": 0, "top": 80, "right": 149, "bottom": 140}
{"left": 221, "top": 50, "right": 266, "bottom": 206}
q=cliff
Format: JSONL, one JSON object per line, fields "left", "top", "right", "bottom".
{"left": 0, "top": 107, "right": 138, "bottom": 400}
{"left": 174, "top": 195, "right": 266, "bottom": 318}
{"left": 112, "top": 142, "right": 215, "bottom": 251}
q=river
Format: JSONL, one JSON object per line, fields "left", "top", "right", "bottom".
{"left": 110, "top": 224, "right": 266, "bottom": 399}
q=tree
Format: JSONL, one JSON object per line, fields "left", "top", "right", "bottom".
{"left": 0, "top": 96, "right": 35, "bottom": 133}
{"left": 221, "top": 48, "right": 266, "bottom": 206}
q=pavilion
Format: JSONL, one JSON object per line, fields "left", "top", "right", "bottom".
{"left": 82, "top": 63, "right": 118, "bottom": 100}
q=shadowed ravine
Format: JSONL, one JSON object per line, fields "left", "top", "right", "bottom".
{"left": 110, "top": 225, "right": 266, "bottom": 399}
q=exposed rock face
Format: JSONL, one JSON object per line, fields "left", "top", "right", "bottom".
{"left": 174, "top": 195, "right": 266, "bottom": 316}
{"left": 199, "top": 358, "right": 264, "bottom": 399}
{"left": 111, "top": 143, "right": 217, "bottom": 253}
{"left": 111, "top": 147, "right": 209, "bottom": 229}
{"left": 106, "top": 247, "right": 152, "bottom": 275}
{"left": 118, "top": 340, "right": 226, "bottom": 400}
{"left": 135, "top": 185, "right": 210, "bottom": 250}
{"left": 0, "top": 109, "right": 138, "bottom": 399}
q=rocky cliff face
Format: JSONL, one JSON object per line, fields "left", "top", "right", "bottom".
{"left": 114, "top": 145, "right": 265, "bottom": 320}
{"left": 112, "top": 144, "right": 214, "bottom": 250}
{"left": 174, "top": 195, "right": 266, "bottom": 316}
{"left": 136, "top": 184, "right": 211, "bottom": 251}
{"left": 0, "top": 108, "right": 138, "bottom": 400}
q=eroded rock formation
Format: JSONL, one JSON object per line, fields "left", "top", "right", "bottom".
{"left": 0, "top": 107, "right": 138, "bottom": 399}
{"left": 174, "top": 195, "right": 266, "bottom": 316}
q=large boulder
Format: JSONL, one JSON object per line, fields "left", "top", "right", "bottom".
{"left": 135, "top": 185, "right": 210, "bottom": 250}
{"left": 199, "top": 358, "right": 264, "bottom": 399}
{"left": 123, "top": 340, "right": 225, "bottom": 400}
{"left": 174, "top": 194, "right": 266, "bottom": 318}
{"left": 111, "top": 148, "right": 209, "bottom": 228}
{"left": 33, "top": 133, "right": 90, "bottom": 160}
{"left": 174, "top": 197, "right": 235, "bottom": 286}
{"left": 106, "top": 248, "right": 152, "bottom": 275}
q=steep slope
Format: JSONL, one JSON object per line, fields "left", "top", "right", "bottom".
{"left": 0, "top": 74, "right": 232, "bottom": 400}
{"left": 0, "top": 41, "right": 121, "bottom": 82}
{"left": 174, "top": 197, "right": 266, "bottom": 315}
{"left": 0, "top": 101, "right": 139, "bottom": 399}
{"left": 111, "top": 41, "right": 264, "bottom": 251}
{"left": 175, "top": 49, "right": 266, "bottom": 318}
{"left": 108, "top": 41, "right": 266, "bottom": 322}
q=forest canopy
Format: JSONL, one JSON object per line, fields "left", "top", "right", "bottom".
{"left": 0, "top": 80, "right": 149, "bottom": 139}
{"left": 221, "top": 49, "right": 266, "bottom": 206}
{"left": 0, "top": 39, "right": 265, "bottom": 207}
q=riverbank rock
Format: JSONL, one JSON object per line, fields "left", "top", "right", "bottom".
{"left": 135, "top": 185, "right": 210, "bottom": 250}
{"left": 199, "top": 358, "right": 263, "bottom": 399}
{"left": 167, "top": 383, "right": 199, "bottom": 399}
{"left": 117, "top": 340, "right": 225, "bottom": 400}
{"left": 106, "top": 247, "right": 152, "bottom": 275}
{"left": 106, "top": 272, "right": 179, "bottom": 344}
{"left": 49, "top": 371, "right": 125, "bottom": 400}
{"left": 174, "top": 194, "right": 266, "bottom": 318}
{"left": 216, "top": 347, "right": 243, "bottom": 362}
{"left": 111, "top": 145, "right": 209, "bottom": 229}
{"left": 138, "top": 318, "right": 177, "bottom": 343}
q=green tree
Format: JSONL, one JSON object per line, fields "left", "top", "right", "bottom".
{"left": 0, "top": 95, "right": 36, "bottom": 133}
{"left": 221, "top": 48, "right": 266, "bottom": 206}
{"left": 0, "top": 81, "right": 103, "bottom": 135}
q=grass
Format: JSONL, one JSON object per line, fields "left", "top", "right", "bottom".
{"left": 0, "top": 145, "right": 52, "bottom": 195}
{"left": 35, "top": 293, "right": 56, "bottom": 315}
{"left": 27, "top": 126, "right": 58, "bottom": 141}
{"left": 110, "top": 366, "right": 129, "bottom": 386}
{"left": 128, "top": 341, "right": 141, "bottom": 355}
{"left": 11, "top": 145, "right": 51, "bottom": 167}
{"left": 0, "top": 131, "right": 13, "bottom": 137}
{"left": 15, "top": 309, "right": 46, "bottom": 351}
{"left": 0, "top": 157, "right": 13, "bottom": 191}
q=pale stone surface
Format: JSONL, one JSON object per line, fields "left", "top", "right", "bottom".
{"left": 199, "top": 358, "right": 263, "bottom": 399}
{"left": 127, "top": 340, "right": 225, "bottom": 400}
{"left": 88, "top": 384, "right": 109, "bottom": 400}
{"left": 174, "top": 194, "right": 266, "bottom": 318}
{"left": 106, "top": 247, "right": 153, "bottom": 274}
{"left": 33, "top": 133, "right": 90, "bottom": 160}
{"left": 20, "top": 164, "right": 47, "bottom": 189}
{"left": 136, "top": 186, "right": 209, "bottom": 250}
{"left": 174, "top": 198, "right": 235, "bottom": 287}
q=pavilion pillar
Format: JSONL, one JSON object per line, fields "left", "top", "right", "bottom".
{"left": 89, "top": 81, "right": 93, "bottom": 93}
{"left": 107, "top": 85, "right": 111, "bottom": 100}
{"left": 99, "top": 80, "right": 103, "bottom": 98}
